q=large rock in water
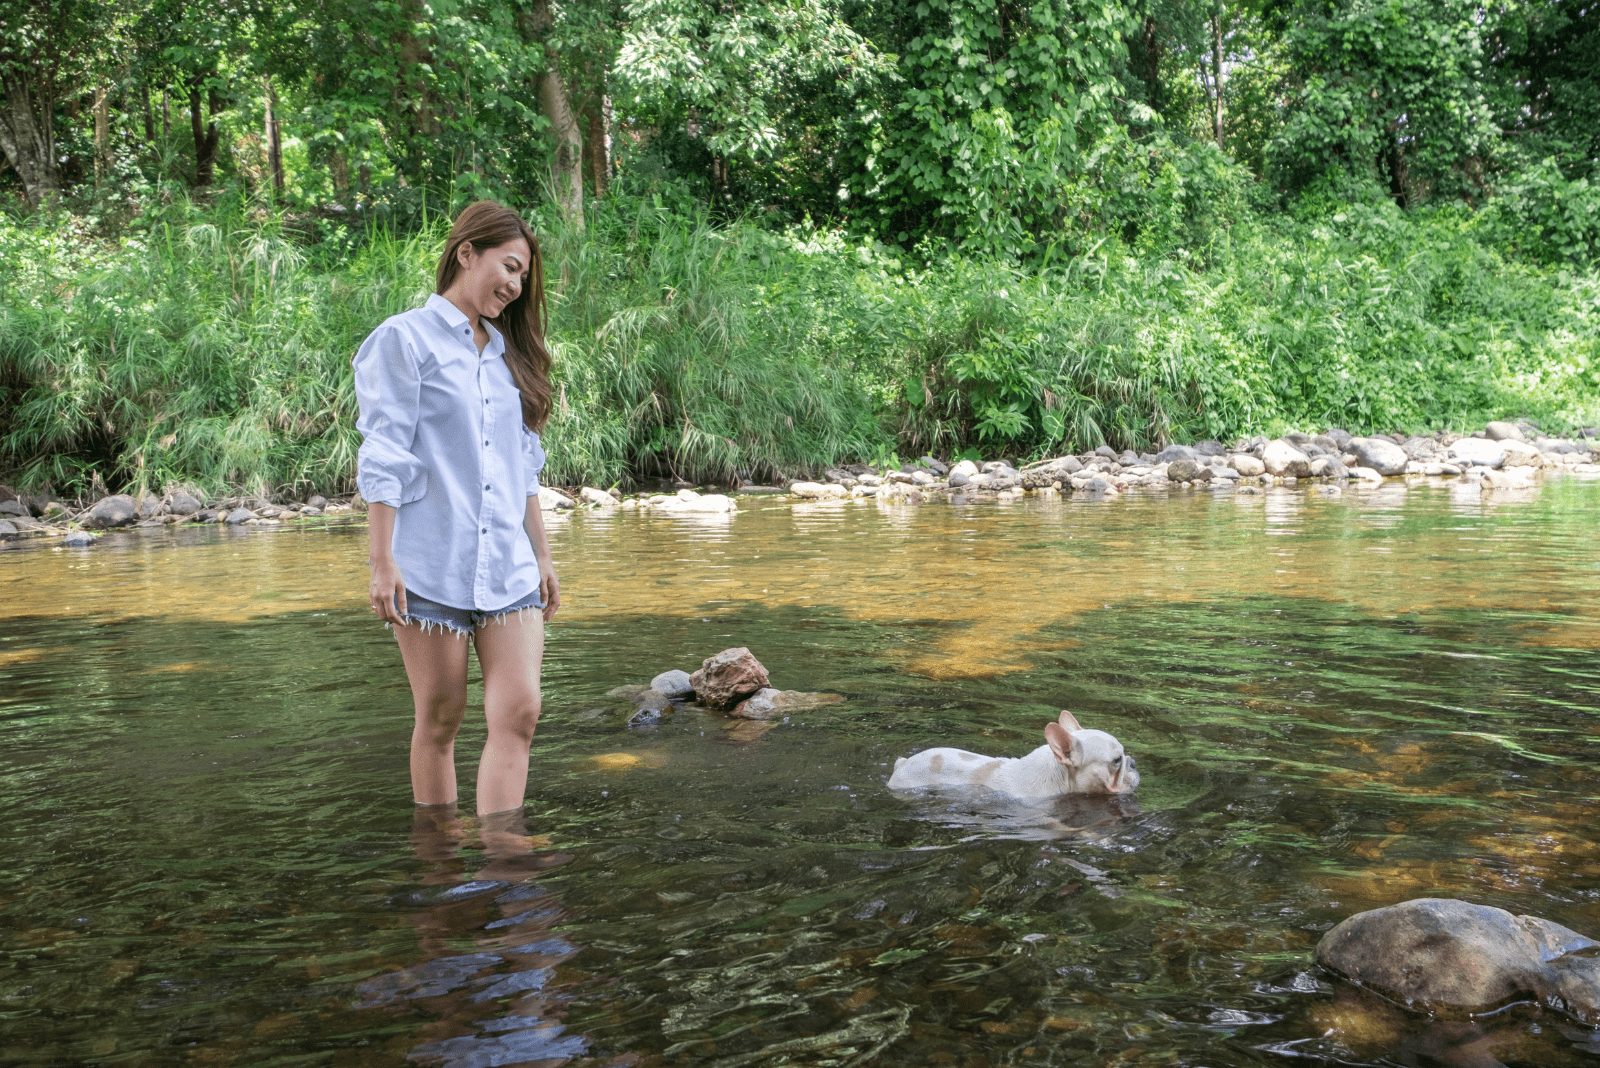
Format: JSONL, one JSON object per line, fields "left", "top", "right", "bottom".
{"left": 689, "top": 647, "right": 771, "bottom": 710}
{"left": 1316, "top": 898, "right": 1600, "bottom": 1025}
{"left": 1346, "top": 437, "right": 1408, "bottom": 476}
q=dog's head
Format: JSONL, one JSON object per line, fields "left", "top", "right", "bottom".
{"left": 1043, "top": 710, "right": 1139, "bottom": 795}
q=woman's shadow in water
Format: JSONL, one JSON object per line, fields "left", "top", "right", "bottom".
{"left": 354, "top": 807, "right": 623, "bottom": 1067}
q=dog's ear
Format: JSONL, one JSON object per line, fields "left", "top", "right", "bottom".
{"left": 1057, "top": 709, "right": 1082, "bottom": 732}
{"left": 1044, "top": 721, "right": 1082, "bottom": 767}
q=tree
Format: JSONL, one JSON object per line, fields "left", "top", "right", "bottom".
{"left": 1266, "top": 0, "right": 1502, "bottom": 205}
{"left": 0, "top": 0, "right": 108, "bottom": 205}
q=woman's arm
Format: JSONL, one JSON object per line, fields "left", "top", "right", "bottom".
{"left": 368, "top": 502, "right": 408, "bottom": 623}
{"left": 524, "top": 497, "right": 560, "bottom": 622}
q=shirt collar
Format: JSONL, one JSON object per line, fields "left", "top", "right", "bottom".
{"left": 426, "top": 293, "right": 506, "bottom": 358}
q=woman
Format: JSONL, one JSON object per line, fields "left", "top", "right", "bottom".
{"left": 352, "top": 200, "right": 561, "bottom": 822}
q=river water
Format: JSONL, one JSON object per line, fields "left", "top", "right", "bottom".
{"left": 3, "top": 477, "right": 1599, "bottom": 1066}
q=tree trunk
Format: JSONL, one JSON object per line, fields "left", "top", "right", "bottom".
{"left": 93, "top": 83, "right": 110, "bottom": 187}
{"left": 0, "top": 72, "right": 60, "bottom": 206}
{"left": 330, "top": 146, "right": 350, "bottom": 200}
{"left": 525, "top": 0, "right": 583, "bottom": 227}
{"left": 1210, "top": 10, "right": 1225, "bottom": 149}
{"left": 188, "top": 78, "right": 221, "bottom": 187}
{"left": 263, "top": 75, "right": 284, "bottom": 195}
{"left": 1383, "top": 128, "right": 1409, "bottom": 208}
{"left": 142, "top": 80, "right": 155, "bottom": 142}
{"left": 582, "top": 95, "right": 608, "bottom": 198}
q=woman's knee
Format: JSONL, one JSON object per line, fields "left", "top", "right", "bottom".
{"left": 489, "top": 694, "right": 541, "bottom": 743}
{"left": 413, "top": 690, "right": 467, "bottom": 746}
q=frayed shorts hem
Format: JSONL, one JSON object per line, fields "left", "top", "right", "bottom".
{"left": 386, "top": 589, "right": 544, "bottom": 639}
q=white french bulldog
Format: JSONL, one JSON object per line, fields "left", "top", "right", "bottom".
{"left": 887, "top": 710, "right": 1139, "bottom": 799}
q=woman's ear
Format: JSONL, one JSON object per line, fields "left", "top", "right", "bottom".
{"left": 456, "top": 242, "right": 476, "bottom": 270}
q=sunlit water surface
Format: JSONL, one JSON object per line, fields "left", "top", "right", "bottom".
{"left": 3, "top": 477, "right": 1600, "bottom": 1066}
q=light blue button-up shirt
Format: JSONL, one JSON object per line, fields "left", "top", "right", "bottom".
{"left": 352, "top": 293, "right": 546, "bottom": 612}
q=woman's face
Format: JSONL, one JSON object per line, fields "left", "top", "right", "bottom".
{"left": 456, "top": 236, "right": 532, "bottom": 320}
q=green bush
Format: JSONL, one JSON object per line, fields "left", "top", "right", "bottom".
{"left": 1, "top": 191, "right": 1595, "bottom": 498}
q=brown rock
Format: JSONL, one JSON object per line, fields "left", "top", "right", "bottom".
{"left": 1316, "top": 898, "right": 1600, "bottom": 1025}
{"left": 689, "top": 647, "right": 770, "bottom": 709}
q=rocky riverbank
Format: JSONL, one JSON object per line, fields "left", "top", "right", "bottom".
{"left": 3, "top": 421, "right": 1597, "bottom": 547}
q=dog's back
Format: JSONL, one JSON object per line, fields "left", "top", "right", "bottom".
{"left": 888, "top": 747, "right": 1008, "bottom": 790}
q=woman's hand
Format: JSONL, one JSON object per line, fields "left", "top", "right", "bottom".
{"left": 370, "top": 558, "right": 409, "bottom": 624}
{"left": 539, "top": 564, "right": 560, "bottom": 623}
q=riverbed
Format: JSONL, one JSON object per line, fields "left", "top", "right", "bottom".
{"left": 3, "top": 478, "right": 1599, "bottom": 1065}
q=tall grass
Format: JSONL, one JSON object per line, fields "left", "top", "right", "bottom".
{"left": 1, "top": 193, "right": 1595, "bottom": 498}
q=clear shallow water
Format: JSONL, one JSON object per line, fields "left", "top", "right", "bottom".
{"left": 2, "top": 477, "right": 1599, "bottom": 1066}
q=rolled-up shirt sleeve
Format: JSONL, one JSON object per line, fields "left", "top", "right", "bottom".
{"left": 523, "top": 429, "right": 546, "bottom": 496}
{"left": 352, "top": 324, "right": 426, "bottom": 507}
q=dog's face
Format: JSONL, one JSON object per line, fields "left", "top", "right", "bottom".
{"left": 1043, "top": 710, "right": 1139, "bottom": 795}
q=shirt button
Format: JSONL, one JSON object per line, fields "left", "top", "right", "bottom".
{"left": 483, "top": 397, "right": 489, "bottom": 405}
{"left": 481, "top": 527, "right": 487, "bottom": 534}
{"left": 483, "top": 440, "right": 490, "bottom": 447}
{"left": 484, "top": 484, "right": 492, "bottom": 491}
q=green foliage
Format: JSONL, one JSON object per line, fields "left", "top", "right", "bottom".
{"left": 1, "top": 194, "right": 1596, "bottom": 497}
{"left": 1267, "top": 0, "right": 1501, "bottom": 205}
{"left": 1474, "top": 159, "right": 1600, "bottom": 267}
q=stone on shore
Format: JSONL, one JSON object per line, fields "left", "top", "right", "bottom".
{"left": 0, "top": 499, "right": 26, "bottom": 518}
{"left": 1262, "top": 439, "right": 1312, "bottom": 478}
{"left": 689, "top": 647, "right": 771, "bottom": 710}
{"left": 1484, "top": 421, "right": 1525, "bottom": 441}
{"left": 580, "top": 487, "right": 618, "bottom": 509}
{"left": 224, "top": 507, "right": 255, "bottom": 525}
{"left": 63, "top": 530, "right": 96, "bottom": 547}
{"left": 1229, "top": 454, "right": 1265, "bottom": 478}
{"left": 790, "top": 481, "right": 848, "bottom": 500}
{"left": 1316, "top": 898, "right": 1600, "bottom": 1025}
{"left": 639, "top": 490, "right": 737, "bottom": 514}
{"left": 1166, "top": 459, "right": 1210, "bottom": 483}
{"left": 1346, "top": 437, "right": 1408, "bottom": 476}
{"left": 539, "top": 487, "right": 576, "bottom": 510}
{"left": 165, "top": 490, "right": 204, "bottom": 516}
{"left": 1499, "top": 439, "right": 1542, "bottom": 467}
{"left": 84, "top": 495, "right": 138, "bottom": 529}
{"left": 1483, "top": 466, "right": 1537, "bottom": 489}
{"left": 1448, "top": 438, "right": 1506, "bottom": 468}
{"left": 649, "top": 669, "right": 694, "bottom": 699}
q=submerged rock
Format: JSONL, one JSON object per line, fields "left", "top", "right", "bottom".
{"left": 730, "top": 688, "right": 846, "bottom": 720}
{"left": 689, "top": 647, "right": 771, "bottom": 710}
{"left": 649, "top": 669, "right": 694, "bottom": 699}
{"left": 1316, "top": 898, "right": 1600, "bottom": 1026}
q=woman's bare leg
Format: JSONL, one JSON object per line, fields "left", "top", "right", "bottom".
{"left": 394, "top": 624, "right": 471, "bottom": 805}
{"left": 472, "top": 609, "right": 545, "bottom": 815}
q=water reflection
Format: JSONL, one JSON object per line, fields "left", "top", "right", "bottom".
{"left": 358, "top": 807, "right": 590, "bottom": 1067}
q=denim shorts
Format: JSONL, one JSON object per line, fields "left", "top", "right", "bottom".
{"left": 397, "top": 588, "right": 545, "bottom": 639}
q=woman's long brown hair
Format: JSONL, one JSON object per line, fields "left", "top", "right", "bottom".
{"left": 434, "top": 200, "right": 553, "bottom": 433}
